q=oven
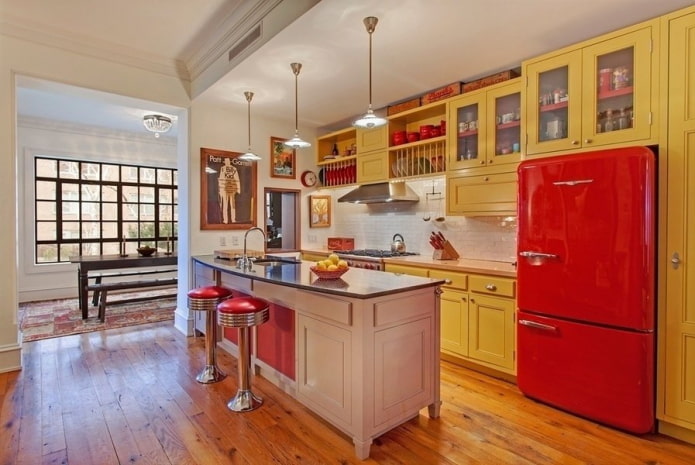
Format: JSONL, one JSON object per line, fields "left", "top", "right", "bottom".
{"left": 337, "top": 249, "right": 419, "bottom": 271}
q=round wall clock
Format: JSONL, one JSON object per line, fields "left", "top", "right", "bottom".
{"left": 300, "top": 170, "right": 318, "bottom": 187}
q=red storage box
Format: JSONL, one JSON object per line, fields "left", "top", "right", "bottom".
{"left": 327, "top": 237, "right": 355, "bottom": 251}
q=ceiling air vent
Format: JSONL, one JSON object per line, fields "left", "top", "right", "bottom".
{"left": 228, "top": 23, "right": 262, "bottom": 62}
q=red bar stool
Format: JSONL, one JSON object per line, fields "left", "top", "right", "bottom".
{"left": 217, "top": 296, "right": 270, "bottom": 412}
{"left": 187, "top": 285, "right": 233, "bottom": 384}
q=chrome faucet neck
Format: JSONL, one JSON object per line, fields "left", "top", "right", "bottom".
{"left": 238, "top": 227, "right": 266, "bottom": 271}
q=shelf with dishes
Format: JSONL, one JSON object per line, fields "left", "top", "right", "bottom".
{"left": 389, "top": 138, "right": 446, "bottom": 179}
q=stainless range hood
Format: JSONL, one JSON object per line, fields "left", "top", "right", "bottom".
{"left": 337, "top": 181, "right": 419, "bottom": 204}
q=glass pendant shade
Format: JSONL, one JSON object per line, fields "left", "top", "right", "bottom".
{"left": 239, "top": 91, "right": 261, "bottom": 161}
{"left": 284, "top": 62, "right": 311, "bottom": 149}
{"left": 353, "top": 16, "right": 386, "bottom": 129}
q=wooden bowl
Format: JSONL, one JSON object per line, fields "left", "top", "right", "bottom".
{"left": 137, "top": 246, "right": 156, "bottom": 257}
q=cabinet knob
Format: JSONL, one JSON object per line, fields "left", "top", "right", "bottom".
{"left": 571, "top": 140, "right": 579, "bottom": 145}
{"left": 489, "top": 160, "right": 494, "bottom": 164}
{"left": 484, "top": 176, "right": 489, "bottom": 181}
{"left": 479, "top": 160, "right": 485, "bottom": 164}
{"left": 485, "top": 283, "right": 497, "bottom": 291}
{"left": 444, "top": 279, "right": 452, "bottom": 284}
{"left": 584, "top": 139, "right": 592, "bottom": 144}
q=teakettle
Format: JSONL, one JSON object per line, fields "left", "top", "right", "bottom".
{"left": 391, "top": 233, "right": 406, "bottom": 253}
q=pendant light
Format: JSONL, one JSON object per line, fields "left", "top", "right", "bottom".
{"left": 284, "top": 62, "right": 311, "bottom": 149}
{"left": 353, "top": 16, "right": 387, "bottom": 129}
{"left": 239, "top": 91, "right": 261, "bottom": 161}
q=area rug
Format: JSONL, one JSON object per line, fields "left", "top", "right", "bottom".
{"left": 19, "top": 288, "right": 177, "bottom": 342}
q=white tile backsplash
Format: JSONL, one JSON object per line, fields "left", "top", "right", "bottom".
{"left": 316, "top": 177, "right": 517, "bottom": 263}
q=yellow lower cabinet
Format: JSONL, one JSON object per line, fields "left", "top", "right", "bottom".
{"left": 384, "top": 263, "right": 430, "bottom": 277}
{"left": 440, "top": 288, "right": 469, "bottom": 357}
{"left": 468, "top": 293, "right": 516, "bottom": 371}
{"left": 302, "top": 252, "right": 327, "bottom": 263}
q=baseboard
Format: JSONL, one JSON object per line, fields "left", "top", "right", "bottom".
{"left": 659, "top": 420, "right": 695, "bottom": 445}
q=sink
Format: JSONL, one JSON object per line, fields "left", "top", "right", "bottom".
{"left": 251, "top": 257, "right": 301, "bottom": 266}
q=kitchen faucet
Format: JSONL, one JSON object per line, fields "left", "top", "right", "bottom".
{"left": 237, "top": 226, "right": 266, "bottom": 272}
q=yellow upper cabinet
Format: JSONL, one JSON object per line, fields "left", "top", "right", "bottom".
{"left": 523, "top": 20, "right": 659, "bottom": 156}
{"left": 447, "top": 79, "right": 522, "bottom": 171}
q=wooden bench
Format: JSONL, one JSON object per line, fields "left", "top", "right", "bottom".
{"left": 90, "top": 267, "right": 178, "bottom": 305}
{"left": 87, "top": 276, "right": 178, "bottom": 322}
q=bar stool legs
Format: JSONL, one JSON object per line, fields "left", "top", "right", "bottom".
{"left": 197, "top": 309, "right": 224, "bottom": 384}
{"left": 217, "top": 296, "right": 270, "bottom": 412}
{"left": 227, "top": 325, "right": 263, "bottom": 411}
{"left": 187, "top": 285, "right": 233, "bottom": 384}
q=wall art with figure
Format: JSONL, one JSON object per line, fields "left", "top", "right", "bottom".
{"left": 200, "top": 147, "right": 257, "bottom": 230}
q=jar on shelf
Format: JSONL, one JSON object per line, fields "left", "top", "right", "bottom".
{"left": 604, "top": 109, "right": 615, "bottom": 132}
{"left": 612, "top": 66, "right": 630, "bottom": 90}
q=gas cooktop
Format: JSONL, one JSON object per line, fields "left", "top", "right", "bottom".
{"left": 339, "top": 249, "right": 419, "bottom": 258}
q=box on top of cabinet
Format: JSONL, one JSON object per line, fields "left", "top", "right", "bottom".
{"left": 462, "top": 69, "right": 520, "bottom": 93}
{"left": 388, "top": 97, "right": 421, "bottom": 116}
{"left": 421, "top": 82, "right": 462, "bottom": 105}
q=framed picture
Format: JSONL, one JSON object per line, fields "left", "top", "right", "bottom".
{"left": 200, "top": 147, "right": 257, "bottom": 230}
{"left": 270, "top": 136, "right": 296, "bottom": 179}
{"left": 309, "top": 195, "right": 331, "bottom": 228}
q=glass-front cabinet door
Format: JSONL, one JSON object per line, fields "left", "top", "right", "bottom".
{"left": 525, "top": 24, "right": 655, "bottom": 156}
{"left": 581, "top": 27, "right": 653, "bottom": 147}
{"left": 487, "top": 83, "right": 522, "bottom": 167}
{"left": 448, "top": 79, "right": 521, "bottom": 171}
{"left": 448, "top": 94, "right": 485, "bottom": 170}
{"left": 525, "top": 51, "right": 582, "bottom": 154}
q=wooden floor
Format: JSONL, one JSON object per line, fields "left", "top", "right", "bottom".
{"left": 2, "top": 322, "right": 695, "bottom": 465}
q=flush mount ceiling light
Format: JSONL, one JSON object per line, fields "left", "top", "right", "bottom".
{"left": 239, "top": 91, "right": 262, "bottom": 161}
{"left": 284, "top": 62, "right": 311, "bottom": 149}
{"left": 353, "top": 16, "right": 387, "bottom": 129}
{"left": 143, "top": 114, "right": 172, "bottom": 138}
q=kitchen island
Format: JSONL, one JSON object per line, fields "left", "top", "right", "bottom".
{"left": 192, "top": 254, "right": 445, "bottom": 460}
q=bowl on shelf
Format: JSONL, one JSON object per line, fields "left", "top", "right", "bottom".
{"left": 310, "top": 266, "right": 349, "bottom": 280}
{"left": 137, "top": 246, "right": 157, "bottom": 257}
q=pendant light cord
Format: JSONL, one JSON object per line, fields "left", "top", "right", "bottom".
{"left": 368, "top": 28, "right": 373, "bottom": 108}
{"left": 245, "top": 91, "right": 253, "bottom": 150}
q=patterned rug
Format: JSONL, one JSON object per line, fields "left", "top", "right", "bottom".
{"left": 19, "top": 288, "right": 177, "bottom": 342}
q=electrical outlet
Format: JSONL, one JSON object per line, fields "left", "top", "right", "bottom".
{"left": 219, "top": 236, "right": 226, "bottom": 246}
{"left": 308, "top": 234, "right": 317, "bottom": 243}
{"left": 231, "top": 236, "right": 240, "bottom": 246}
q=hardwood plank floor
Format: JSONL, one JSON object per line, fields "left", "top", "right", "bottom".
{"left": 1, "top": 321, "right": 695, "bottom": 464}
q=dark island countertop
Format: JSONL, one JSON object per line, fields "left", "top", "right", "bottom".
{"left": 192, "top": 254, "right": 445, "bottom": 299}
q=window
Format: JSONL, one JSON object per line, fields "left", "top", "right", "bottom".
{"left": 34, "top": 157, "right": 178, "bottom": 264}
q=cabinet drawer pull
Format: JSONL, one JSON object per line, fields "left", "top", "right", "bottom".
{"left": 485, "top": 283, "right": 497, "bottom": 291}
{"left": 519, "top": 319, "right": 557, "bottom": 332}
{"left": 571, "top": 140, "right": 579, "bottom": 145}
{"left": 584, "top": 138, "right": 592, "bottom": 144}
{"left": 444, "top": 279, "right": 452, "bottom": 284}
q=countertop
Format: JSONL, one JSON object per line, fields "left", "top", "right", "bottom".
{"left": 193, "top": 254, "right": 445, "bottom": 299}
{"left": 302, "top": 249, "right": 517, "bottom": 278}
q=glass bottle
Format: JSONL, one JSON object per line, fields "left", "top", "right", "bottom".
{"left": 604, "top": 109, "right": 614, "bottom": 132}
{"left": 331, "top": 143, "right": 339, "bottom": 156}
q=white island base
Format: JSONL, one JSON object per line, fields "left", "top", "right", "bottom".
{"left": 196, "top": 258, "right": 442, "bottom": 460}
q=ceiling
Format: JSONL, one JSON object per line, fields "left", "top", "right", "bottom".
{"left": 5, "top": 0, "right": 694, "bottom": 137}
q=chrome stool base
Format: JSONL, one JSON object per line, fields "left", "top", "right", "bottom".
{"left": 227, "top": 389, "right": 263, "bottom": 412}
{"left": 196, "top": 364, "right": 226, "bottom": 384}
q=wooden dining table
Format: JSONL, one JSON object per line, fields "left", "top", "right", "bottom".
{"left": 69, "top": 253, "right": 178, "bottom": 319}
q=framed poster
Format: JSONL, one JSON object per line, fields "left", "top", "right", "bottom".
{"left": 309, "top": 195, "right": 330, "bottom": 228}
{"left": 200, "top": 147, "right": 257, "bottom": 230}
{"left": 270, "top": 136, "right": 296, "bottom": 179}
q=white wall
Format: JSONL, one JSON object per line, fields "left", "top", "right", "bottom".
{"left": 303, "top": 177, "right": 517, "bottom": 263}
{"left": 0, "top": 32, "right": 190, "bottom": 373}
{"left": 189, "top": 99, "right": 317, "bottom": 255}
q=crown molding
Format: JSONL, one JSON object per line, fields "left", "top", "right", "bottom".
{"left": 0, "top": 16, "right": 190, "bottom": 81}
{"left": 17, "top": 115, "right": 177, "bottom": 146}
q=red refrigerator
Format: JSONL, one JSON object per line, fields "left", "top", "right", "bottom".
{"left": 516, "top": 146, "right": 656, "bottom": 434}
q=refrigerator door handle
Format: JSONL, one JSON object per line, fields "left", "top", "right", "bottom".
{"left": 519, "top": 251, "right": 560, "bottom": 265}
{"left": 519, "top": 319, "right": 557, "bottom": 332}
{"left": 552, "top": 179, "right": 594, "bottom": 186}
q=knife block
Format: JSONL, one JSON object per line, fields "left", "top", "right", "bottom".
{"left": 432, "top": 240, "right": 460, "bottom": 260}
